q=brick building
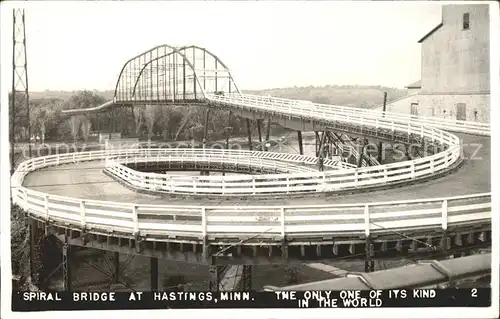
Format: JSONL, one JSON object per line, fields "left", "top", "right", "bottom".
{"left": 380, "top": 4, "right": 490, "bottom": 123}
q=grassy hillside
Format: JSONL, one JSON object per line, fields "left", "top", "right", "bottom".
{"left": 29, "top": 85, "right": 407, "bottom": 109}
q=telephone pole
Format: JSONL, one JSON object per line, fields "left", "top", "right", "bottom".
{"left": 11, "top": 9, "right": 31, "bottom": 173}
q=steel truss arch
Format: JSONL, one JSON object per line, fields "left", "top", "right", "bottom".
{"left": 114, "top": 44, "right": 240, "bottom": 104}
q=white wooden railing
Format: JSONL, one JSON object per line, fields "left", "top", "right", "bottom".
{"left": 10, "top": 92, "right": 491, "bottom": 239}
{"left": 208, "top": 93, "right": 490, "bottom": 136}
{"left": 104, "top": 145, "right": 459, "bottom": 195}
{"left": 10, "top": 151, "right": 491, "bottom": 238}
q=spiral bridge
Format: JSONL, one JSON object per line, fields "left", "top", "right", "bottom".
{"left": 12, "top": 44, "right": 491, "bottom": 291}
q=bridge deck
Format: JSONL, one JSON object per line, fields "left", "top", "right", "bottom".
{"left": 22, "top": 133, "right": 490, "bottom": 207}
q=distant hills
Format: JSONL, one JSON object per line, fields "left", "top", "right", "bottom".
{"left": 29, "top": 85, "right": 407, "bottom": 109}
{"left": 30, "top": 90, "right": 115, "bottom": 101}
{"left": 245, "top": 85, "right": 407, "bottom": 109}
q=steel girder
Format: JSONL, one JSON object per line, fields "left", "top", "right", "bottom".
{"left": 114, "top": 45, "right": 241, "bottom": 104}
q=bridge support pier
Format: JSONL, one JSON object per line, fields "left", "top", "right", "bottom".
{"left": 297, "top": 131, "right": 304, "bottom": 155}
{"left": 150, "top": 256, "right": 159, "bottom": 291}
{"left": 208, "top": 264, "right": 224, "bottom": 292}
{"left": 257, "top": 119, "right": 263, "bottom": 150}
{"left": 246, "top": 119, "right": 253, "bottom": 151}
{"left": 28, "top": 218, "right": 42, "bottom": 286}
{"left": 62, "top": 243, "right": 71, "bottom": 291}
{"left": 264, "top": 119, "right": 271, "bottom": 151}
{"left": 113, "top": 252, "right": 120, "bottom": 284}
{"left": 364, "top": 236, "right": 375, "bottom": 273}
{"left": 241, "top": 265, "right": 252, "bottom": 290}
{"left": 202, "top": 109, "right": 211, "bottom": 149}
{"left": 317, "top": 129, "right": 327, "bottom": 171}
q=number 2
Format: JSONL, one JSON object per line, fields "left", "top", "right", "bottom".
{"left": 471, "top": 288, "right": 477, "bottom": 298}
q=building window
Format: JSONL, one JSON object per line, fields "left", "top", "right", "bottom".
{"left": 463, "top": 13, "right": 470, "bottom": 30}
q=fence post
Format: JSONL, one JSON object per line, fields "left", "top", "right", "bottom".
{"left": 132, "top": 205, "right": 139, "bottom": 234}
{"left": 201, "top": 207, "right": 207, "bottom": 237}
{"left": 281, "top": 207, "right": 285, "bottom": 237}
{"left": 364, "top": 205, "right": 370, "bottom": 237}
{"left": 411, "top": 162, "right": 416, "bottom": 179}
{"left": 430, "top": 158, "right": 435, "bottom": 173}
{"left": 80, "top": 200, "right": 86, "bottom": 228}
{"left": 441, "top": 200, "right": 448, "bottom": 231}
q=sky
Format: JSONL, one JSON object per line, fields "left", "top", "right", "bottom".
{"left": 1, "top": 1, "right": 443, "bottom": 92}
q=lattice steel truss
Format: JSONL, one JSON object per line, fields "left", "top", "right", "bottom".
{"left": 11, "top": 9, "right": 31, "bottom": 170}
{"left": 114, "top": 45, "right": 240, "bottom": 104}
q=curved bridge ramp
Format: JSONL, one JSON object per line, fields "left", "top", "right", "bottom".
{"left": 13, "top": 44, "right": 491, "bottom": 264}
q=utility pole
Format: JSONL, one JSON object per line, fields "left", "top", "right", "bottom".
{"left": 11, "top": 9, "right": 31, "bottom": 173}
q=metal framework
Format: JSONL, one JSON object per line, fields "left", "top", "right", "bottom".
{"left": 11, "top": 9, "right": 31, "bottom": 171}
{"left": 114, "top": 45, "right": 240, "bottom": 104}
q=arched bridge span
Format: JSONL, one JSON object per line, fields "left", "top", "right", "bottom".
{"left": 114, "top": 45, "right": 240, "bottom": 104}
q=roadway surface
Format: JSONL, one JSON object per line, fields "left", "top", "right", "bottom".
{"left": 22, "top": 133, "right": 490, "bottom": 206}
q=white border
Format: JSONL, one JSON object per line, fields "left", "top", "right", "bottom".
{"left": 1, "top": 1, "right": 498, "bottom": 318}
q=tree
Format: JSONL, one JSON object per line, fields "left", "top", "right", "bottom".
{"left": 144, "top": 105, "right": 158, "bottom": 140}
{"left": 68, "top": 115, "right": 82, "bottom": 142}
{"left": 132, "top": 106, "right": 144, "bottom": 137}
{"left": 30, "top": 99, "right": 63, "bottom": 143}
{"left": 80, "top": 116, "right": 92, "bottom": 142}
{"left": 63, "top": 91, "right": 107, "bottom": 141}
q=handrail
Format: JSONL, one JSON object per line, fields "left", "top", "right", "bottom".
{"left": 208, "top": 93, "right": 490, "bottom": 136}
{"left": 11, "top": 150, "right": 491, "bottom": 239}
{"left": 11, "top": 91, "right": 491, "bottom": 240}
{"left": 104, "top": 146, "right": 458, "bottom": 196}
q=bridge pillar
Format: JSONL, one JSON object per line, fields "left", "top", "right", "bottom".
{"left": 202, "top": 109, "right": 211, "bottom": 149}
{"left": 208, "top": 264, "right": 224, "bottom": 292}
{"left": 225, "top": 111, "right": 233, "bottom": 150}
{"left": 62, "top": 243, "right": 71, "bottom": 291}
{"left": 358, "top": 143, "right": 369, "bottom": 168}
{"left": 28, "top": 218, "right": 42, "bottom": 286}
{"left": 150, "top": 257, "right": 159, "bottom": 291}
{"left": 297, "top": 131, "right": 304, "bottom": 155}
{"left": 264, "top": 118, "right": 271, "bottom": 151}
{"left": 113, "top": 252, "right": 120, "bottom": 284}
{"left": 241, "top": 265, "right": 252, "bottom": 290}
{"left": 364, "top": 236, "right": 375, "bottom": 273}
{"left": 317, "top": 129, "right": 327, "bottom": 171}
{"left": 257, "top": 119, "right": 263, "bottom": 150}
{"left": 246, "top": 119, "right": 253, "bottom": 151}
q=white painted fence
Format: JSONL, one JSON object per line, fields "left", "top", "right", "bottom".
{"left": 11, "top": 92, "right": 491, "bottom": 239}
{"left": 10, "top": 151, "right": 491, "bottom": 238}
{"left": 208, "top": 93, "right": 490, "bottom": 136}
{"left": 104, "top": 145, "right": 459, "bottom": 195}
